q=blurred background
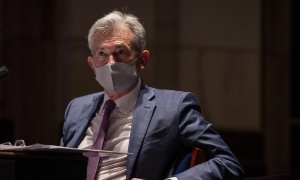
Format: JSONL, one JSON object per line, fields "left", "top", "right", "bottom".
{"left": 0, "top": 0, "right": 299, "bottom": 178}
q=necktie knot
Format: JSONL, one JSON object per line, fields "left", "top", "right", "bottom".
{"left": 104, "top": 99, "right": 116, "bottom": 112}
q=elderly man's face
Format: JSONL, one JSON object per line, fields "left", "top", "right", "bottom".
{"left": 91, "top": 25, "right": 137, "bottom": 67}
{"left": 87, "top": 24, "right": 150, "bottom": 74}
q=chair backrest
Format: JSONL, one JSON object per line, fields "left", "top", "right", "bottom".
{"left": 173, "top": 147, "right": 207, "bottom": 175}
{"left": 189, "top": 147, "right": 207, "bottom": 167}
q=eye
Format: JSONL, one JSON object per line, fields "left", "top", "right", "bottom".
{"left": 117, "top": 48, "right": 128, "bottom": 55}
{"left": 98, "top": 51, "right": 105, "bottom": 56}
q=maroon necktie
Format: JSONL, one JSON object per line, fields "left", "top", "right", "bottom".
{"left": 86, "top": 99, "right": 116, "bottom": 180}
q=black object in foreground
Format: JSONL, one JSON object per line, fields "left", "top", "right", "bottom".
{"left": 0, "top": 66, "right": 9, "bottom": 79}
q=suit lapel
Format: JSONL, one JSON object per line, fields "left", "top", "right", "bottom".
{"left": 73, "top": 93, "right": 104, "bottom": 148}
{"left": 126, "top": 85, "right": 156, "bottom": 179}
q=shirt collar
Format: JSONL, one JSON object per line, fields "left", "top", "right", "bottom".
{"left": 103, "top": 79, "right": 141, "bottom": 115}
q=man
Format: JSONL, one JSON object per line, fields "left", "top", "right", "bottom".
{"left": 60, "top": 10, "right": 244, "bottom": 180}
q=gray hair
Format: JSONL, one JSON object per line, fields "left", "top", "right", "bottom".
{"left": 88, "top": 11, "right": 146, "bottom": 54}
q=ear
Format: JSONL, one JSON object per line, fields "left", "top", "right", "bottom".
{"left": 87, "top": 56, "right": 96, "bottom": 73}
{"left": 136, "top": 50, "right": 150, "bottom": 72}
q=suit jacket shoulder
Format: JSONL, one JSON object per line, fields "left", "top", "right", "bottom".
{"left": 143, "top": 85, "right": 201, "bottom": 107}
{"left": 61, "top": 92, "right": 104, "bottom": 147}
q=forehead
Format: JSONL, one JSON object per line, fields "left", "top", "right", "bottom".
{"left": 92, "top": 24, "right": 133, "bottom": 49}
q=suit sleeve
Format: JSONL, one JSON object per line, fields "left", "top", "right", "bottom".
{"left": 60, "top": 98, "right": 75, "bottom": 146}
{"left": 175, "top": 92, "right": 244, "bottom": 180}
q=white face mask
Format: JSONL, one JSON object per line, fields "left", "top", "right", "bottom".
{"left": 95, "top": 60, "right": 139, "bottom": 93}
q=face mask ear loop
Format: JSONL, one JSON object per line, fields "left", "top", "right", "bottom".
{"left": 130, "top": 53, "right": 142, "bottom": 65}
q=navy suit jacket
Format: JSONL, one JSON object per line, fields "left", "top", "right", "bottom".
{"left": 60, "top": 84, "right": 244, "bottom": 180}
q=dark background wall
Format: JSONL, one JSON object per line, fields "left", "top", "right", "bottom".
{"left": 0, "top": 0, "right": 299, "bottom": 177}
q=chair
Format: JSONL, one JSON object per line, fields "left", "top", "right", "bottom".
{"left": 189, "top": 147, "right": 206, "bottom": 167}
{"left": 174, "top": 147, "right": 207, "bottom": 174}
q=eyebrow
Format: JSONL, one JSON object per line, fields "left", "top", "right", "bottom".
{"left": 95, "top": 43, "right": 130, "bottom": 51}
{"left": 115, "top": 43, "right": 131, "bottom": 49}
